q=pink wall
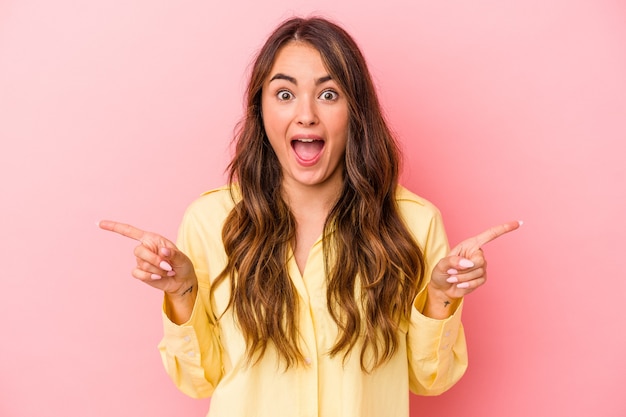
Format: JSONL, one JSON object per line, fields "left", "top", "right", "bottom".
{"left": 1, "top": 1, "right": 624, "bottom": 416}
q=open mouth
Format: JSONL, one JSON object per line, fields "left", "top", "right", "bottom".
{"left": 291, "top": 138, "right": 325, "bottom": 162}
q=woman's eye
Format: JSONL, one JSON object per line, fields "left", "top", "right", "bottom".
{"left": 319, "top": 90, "right": 339, "bottom": 101}
{"left": 277, "top": 90, "right": 293, "bottom": 101}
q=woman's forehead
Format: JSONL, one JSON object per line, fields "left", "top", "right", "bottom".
{"left": 266, "top": 42, "right": 330, "bottom": 83}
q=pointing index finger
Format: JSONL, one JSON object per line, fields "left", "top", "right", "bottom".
{"left": 98, "top": 220, "right": 147, "bottom": 242}
{"left": 474, "top": 220, "right": 522, "bottom": 248}
{"left": 450, "top": 220, "right": 522, "bottom": 257}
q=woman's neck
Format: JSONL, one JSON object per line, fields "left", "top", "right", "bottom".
{"left": 281, "top": 178, "right": 342, "bottom": 221}
{"left": 281, "top": 178, "right": 342, "bottom": 274}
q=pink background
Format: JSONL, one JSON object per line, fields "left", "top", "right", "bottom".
{"left": 1, "top": 0, "right": 625, "bottom": 416}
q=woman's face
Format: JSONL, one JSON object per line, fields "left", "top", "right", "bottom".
{"left": 261, "top": 41, "right": 349, "bottom": 195}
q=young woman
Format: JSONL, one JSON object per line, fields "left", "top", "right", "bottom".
{"left": 100, "top": 16, "right": 520, "bottom": 417}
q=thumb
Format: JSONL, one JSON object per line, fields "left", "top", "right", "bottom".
{"left": 159, "top": 245, "right": 189, "bottom": 270}
{"left": 159, "top": 246, "right": 172, "bottom": 258}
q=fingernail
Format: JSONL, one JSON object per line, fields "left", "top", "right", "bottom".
{"left": 518, "top": 220, "right": 524, "bottom": 226}
{"left": 167, "top": 270, "right": 176, "bottom": 277}
{"left": 150, "top": 274, "right": 162, "bottom": 280}
{"left": 160, "top": 247, "right": 171, "bottom": 257}
{"left": 457, "top": 282, "right": 470, "bottom": 289}
{"left": 459, "top": 259, "right": 474, "bottom": 268}
{"left": 446, "top": 276, "right": 459, "bottom": 283}
{"left": 159, "top": 261, "right": 173, "bottom": 272}
{"left": 447, "top": 268, "right": 458, "bottom": 275}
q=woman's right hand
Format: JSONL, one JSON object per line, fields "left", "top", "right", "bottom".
{"left": 98, "top": 220, "right": 197, "bottom": 297}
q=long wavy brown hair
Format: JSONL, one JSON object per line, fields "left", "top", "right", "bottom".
{"left": 212, "top": 16, "right": 425, "bottom": 371}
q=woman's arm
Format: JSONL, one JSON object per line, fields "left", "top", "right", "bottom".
{"left": 407, "top": 220, "right": 521, "bottom": 395}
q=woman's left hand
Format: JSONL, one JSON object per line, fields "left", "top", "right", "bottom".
{"left": 429, "top": 220, "right": 522, "bottom": 300}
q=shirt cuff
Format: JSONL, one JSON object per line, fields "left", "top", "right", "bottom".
{"left": 409, "top": 287, "right": 464, "bottom": 356}
{"left": 161, "top": 292, "right": 206, "bottom": 362}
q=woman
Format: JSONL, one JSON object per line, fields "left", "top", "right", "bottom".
{"left": 100, "top": 16, "right": 520, "bottom": 417}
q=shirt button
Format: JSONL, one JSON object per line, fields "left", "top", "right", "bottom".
{"left": 187, "top": 351, "right": 195, "bottom": 358}
{"left": 444, "top": 331, "right": 451, "bottom": 337}
{"left": 441, "top": 344, "right": 449, "bottom": 350}
{"left": 304, "top": 357, "right": 312, "bottom": 365}
{"left": 184, "top": 336, "right": 191, "bottom": 342}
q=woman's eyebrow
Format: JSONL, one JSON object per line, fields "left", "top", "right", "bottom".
{"left": 269, "top": 73, "right": 297, "bottom": 84}
{"left": 316, "top": 75, "right": 332, "bottom": 85}
{"left": 268, "top": 73, "right": 333, "bottom": 86}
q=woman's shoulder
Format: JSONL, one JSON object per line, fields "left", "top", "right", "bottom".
{"left": 395, "top": 185, "right": 448, "bottom": 245}
{"left": 199, "top": 184, "right": 239, "bottom": 203}
{"left": 183, "top": 184, "right": 239, "bottom": 221}
{"left": 395, "top": 185, "right": 441, "bottom": 219}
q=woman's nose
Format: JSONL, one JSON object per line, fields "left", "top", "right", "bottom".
{"left": 296, "top": 97, "right": 318, "bottom": 126}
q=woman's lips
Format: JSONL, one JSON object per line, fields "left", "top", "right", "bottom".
{"left": 291, "top": 136, "right": 325, "bottom": 166}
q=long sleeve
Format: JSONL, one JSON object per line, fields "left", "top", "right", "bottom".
{"left": 398, "top": 188, "right": 469, "bottom": 395}
{"left": 158, "top": 285, "right": 223, "bottom": 398}
{"left": 157, "top": 190, "right": 232, "bottom": 398}
{"left": 407, "top": 291, "right": 467, "bottom": 395}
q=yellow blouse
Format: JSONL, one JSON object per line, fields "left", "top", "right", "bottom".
{"left": 158, "top": 185, "right": 467, "bottom": 417}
